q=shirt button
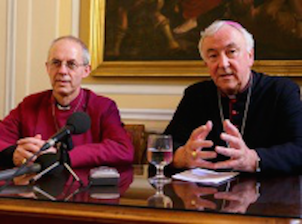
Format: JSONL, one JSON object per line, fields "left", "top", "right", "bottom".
{"left": 231, "top": 110, "right": 238, "bottom": 115}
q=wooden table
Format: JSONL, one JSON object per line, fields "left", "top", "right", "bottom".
{"left": 0, "top": 165, "right": 300, "bottom": 224}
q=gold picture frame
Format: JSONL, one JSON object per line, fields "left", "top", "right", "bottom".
{"left": 80, "top": 0, "right": 302, "bottom": 77}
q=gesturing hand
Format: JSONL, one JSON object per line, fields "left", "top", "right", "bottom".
{"left": 172, "top": 180, "right": 218, "bottom": 210}
{"left": 173, "top": 121, "right": 217, "bottom": 169}
{"left": 214, "top": 119, "right": 259, "bottom": 172}
{"left": 214, "top": 179, "right": 259, "bottom": 213}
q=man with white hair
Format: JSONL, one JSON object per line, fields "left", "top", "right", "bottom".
{"left": 165, "top": 20, "right": 302, "bottom": 173}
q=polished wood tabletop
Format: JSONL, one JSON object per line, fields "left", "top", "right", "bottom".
{"left": 0, "top": 165, "right": 301, "bottom": 224}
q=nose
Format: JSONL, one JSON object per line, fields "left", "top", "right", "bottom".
{"left": 57, "top": 62, "right": 69, "bottom": 74}
{"left": 217, "top": 54, "right": 230, "bottom": 69}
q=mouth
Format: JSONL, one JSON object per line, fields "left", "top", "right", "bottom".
{"left": 217, "top": 67, "right": 234, "bottom": 78}
{"left": 218, "top": 73, "right": 234, "bottom": 79}
{"left": 56, "top": 79, "right": 70, "bottom": 83}
{"left": 55, "top": 80, "right": 70, "bottom": 86}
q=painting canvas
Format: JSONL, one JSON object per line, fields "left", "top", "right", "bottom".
{"left": 80, "top": 0, "right": 302, "bottom": 77}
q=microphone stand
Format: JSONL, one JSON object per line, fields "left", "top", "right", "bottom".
{"left": 30, "top": 136, "right": 83, "bottom": 185}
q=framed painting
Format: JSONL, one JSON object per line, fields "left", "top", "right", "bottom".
{"left": 80, "top": 0, "right": 302, "bottom": 77}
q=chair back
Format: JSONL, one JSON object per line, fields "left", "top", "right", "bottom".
{"left": 124, "top": 124, "right": 147, "bottom": 164}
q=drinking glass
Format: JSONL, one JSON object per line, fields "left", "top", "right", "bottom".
{"left": 147, "top": 178, "right": 173, "bottom": 208}
{"left": 147, "top": 134, "right": 173, "bottom": 180}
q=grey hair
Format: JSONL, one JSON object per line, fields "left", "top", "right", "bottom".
{"left": 198, "top": 20, "right": 254, "bottom": 59}
{"left": 47, "top": 35, "right": 90, "bottom": 65}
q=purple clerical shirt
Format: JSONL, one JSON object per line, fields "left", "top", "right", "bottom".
{"left": 0, "top": 89, "right": 134, "bottom": 167}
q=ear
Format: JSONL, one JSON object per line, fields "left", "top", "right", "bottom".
{"left": 45, "top": 62, "right": 50, "bottom": 73}
{"left": 247, "top": 49, "right": 254, "bottom": 67}
{"left": 203, "top": 60, "right": 208, "bottom": 67}
{"left": 82, "top": 65, "right": 91, "bottom": 78}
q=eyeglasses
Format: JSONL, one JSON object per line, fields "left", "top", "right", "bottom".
{"left": 48, "top": 59, "right": 87, "bottom": 71}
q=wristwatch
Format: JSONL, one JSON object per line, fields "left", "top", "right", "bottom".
{"left": 255, "top": 155, "right": 261, "bottom": 173}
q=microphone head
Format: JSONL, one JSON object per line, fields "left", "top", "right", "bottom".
{"left": 66, "top": 112, "right": 91, "bottom": 134}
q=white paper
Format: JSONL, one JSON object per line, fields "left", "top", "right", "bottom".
{"left": 172, "top": 168, "right": 239, "bottom": 185}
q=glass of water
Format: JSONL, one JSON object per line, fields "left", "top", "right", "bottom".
{"left": 147, "top": 178, "right": 173, "bottom": 208}
{"left": 147, "top": 134, "right": 173, "bottom": 180}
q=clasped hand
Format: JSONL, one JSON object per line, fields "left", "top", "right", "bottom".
{"left": 13, "top": 134, "right": 57, "bottom": 166}
{"left": 173, "top": 119, "right": 259, "bottom": 172}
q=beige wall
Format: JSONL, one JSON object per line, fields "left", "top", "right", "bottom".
{"left": 0, "top": 0, "right": 186, "bottom": 133}
{"left": 0, "top": 0, "right": 7, "bottom": 118}
{"left": 0, "top": 0, "right": 75, "bottom": 116}
{"left": 1, "top": 0, "right": 301, "bottom": 134}
{"left": 14, "top": 0, "right": 74, "bottom": 105}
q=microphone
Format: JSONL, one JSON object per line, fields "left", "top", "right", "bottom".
{"left": 0, "top": 163, "right": 41, "bottom": 181}
{"left": 40, "top": 112, "right": 91, "bottom": 151}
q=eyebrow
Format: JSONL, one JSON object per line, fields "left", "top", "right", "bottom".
{"left": 226, "top": 43, "right": 239, "bottom": 48}
{"left": 51, "top": 58, "right": 77, "bottom": 62}
{"left": 206, "top": 43, "right": 239, "bottom": 53}
{"left": 206, "top": 49, "right": 217, "bottom": 55}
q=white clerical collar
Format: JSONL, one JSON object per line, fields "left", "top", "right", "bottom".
{"left": 56, "top": 103, "right": 71, "bottom": 110}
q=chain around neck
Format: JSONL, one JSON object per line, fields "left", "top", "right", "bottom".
{"left": 217, "top": 77, "right": 253, "bottom": 139}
